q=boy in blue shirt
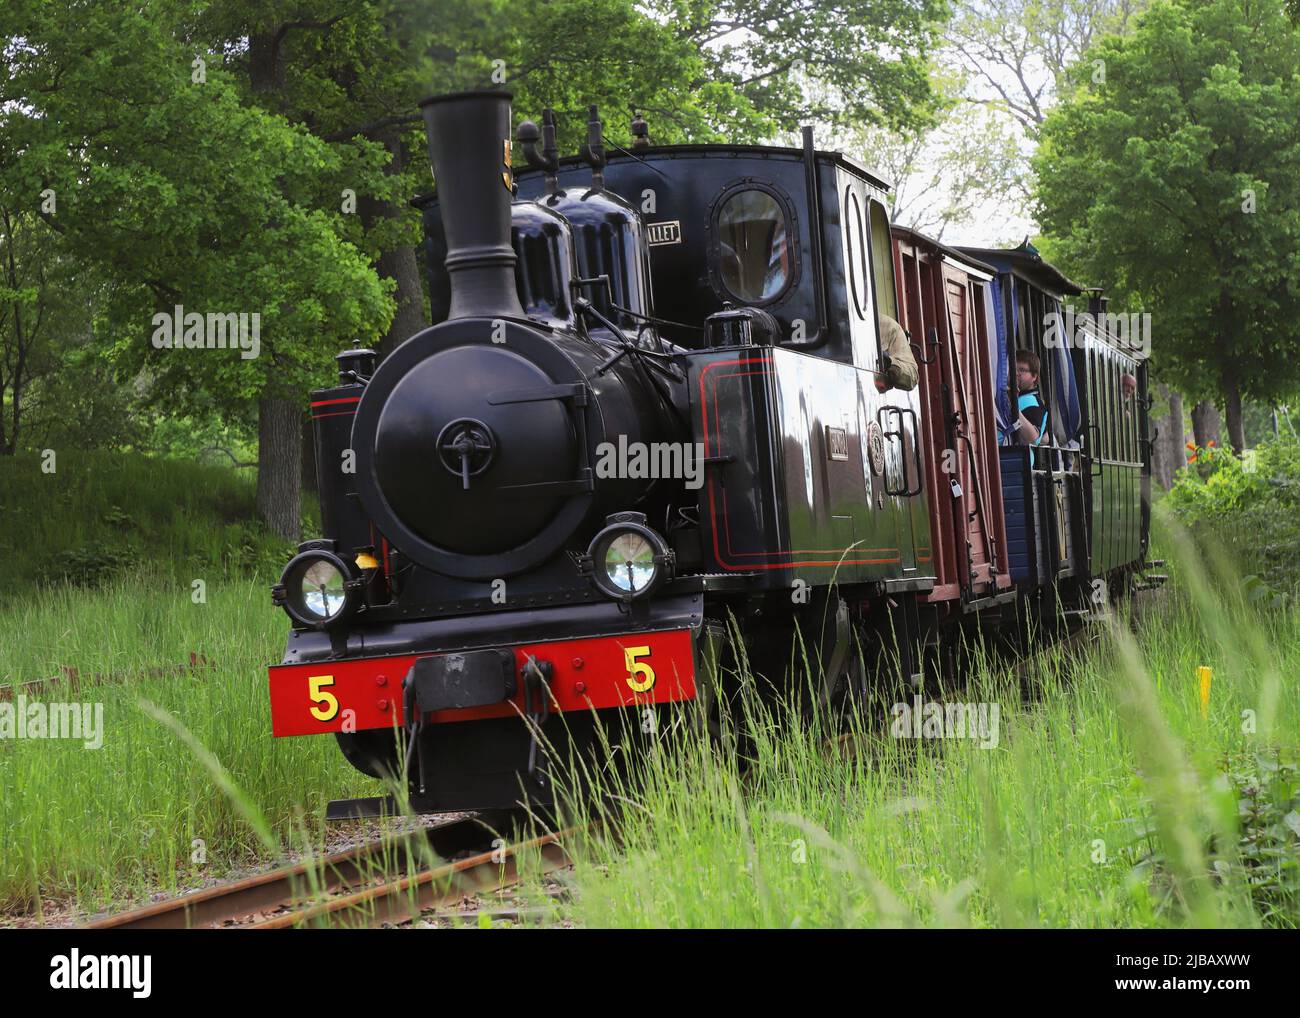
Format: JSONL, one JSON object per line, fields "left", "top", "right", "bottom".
{"left": 1006, "top": 350, "right": 1048, "bottom": 448}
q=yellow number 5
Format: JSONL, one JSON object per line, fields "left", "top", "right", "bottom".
{"left": 308, "top": 675, "right": 339, "bottom": 722}
{"left": 624, "top": 646, "right": 655, "bottom": 693}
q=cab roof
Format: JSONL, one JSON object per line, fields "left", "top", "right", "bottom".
{"left": 413, "top": 142, "right": 893, "bottom": 208}
{"left": 956, "top": 245, "right": 1084, "bottom": 297}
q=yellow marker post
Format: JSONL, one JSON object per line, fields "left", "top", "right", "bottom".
{"left": 1197, "top": 666, "right": 1213, "bottom": 719}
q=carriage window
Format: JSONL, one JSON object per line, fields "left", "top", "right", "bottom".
{"left": 1096, "top": 352, "right": 1107, "bottom": 460}
{"left": 1086, "top": 345, "right": 1097, "bottom": 449}
{"left": 1101, "top": 356, "right": 1111, "bottom": 459}
{"left": 1089, "top": 348, "right": 1099, "bottom": 454}
{"left": 1124, "top": 366, "right": 1137, "bottom": 461}
{"left": 868, "top": 199, "right": 898, "bottom": 322}
{"left": 1119, "top": 363, "right": 1127, "bottom": 460}
{"left": 1107, "top": 358, "right": 1117, "bottom": 460}
{"left": 715, "top": 189, "right": 792, "bottom": 303}
{"left": 1121, "top": 365, "right": 1130, "bottom": 461}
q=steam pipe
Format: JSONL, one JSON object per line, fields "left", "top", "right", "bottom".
{"left": 782, "top": 126, "right": 831, "bottom": 351}
{"left": 580, "top": 105, "right": 606, "bottom": 189}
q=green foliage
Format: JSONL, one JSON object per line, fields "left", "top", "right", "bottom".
{"left": 0, "top": 208, "right": 120, "bottom": 454}
{"left": 1127, "top": 748, "right": 1300, "bottom": 924}
{"left": 1165, "top": 436, "right": 1300, "bottom": 593}
{"left": 19, "top": 341, "right": 147, "bottom": 454}
{"left": 44, "top": 547, "right": 136, "bottom": 589}
{"left": 641, "top": 0, "right": 947, "bottom": 137}
{"left": 1033, "top": 0, "right": 1300, "bottom": 409}
{"left": 1165, "top": 446, "right": 1253, "bottom": 516}
{"left": 1225, "top": 749, "right": 1300, "bottom": 923}
{"left": 3, "top": 1, "right": 395, "bottom": 428}
{"left": 350, "top": 0, "right": 947, "bottom": 153}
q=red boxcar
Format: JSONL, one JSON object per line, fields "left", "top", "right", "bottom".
{"left": 892, "top": 226, "right": 1013, "bottom": 612}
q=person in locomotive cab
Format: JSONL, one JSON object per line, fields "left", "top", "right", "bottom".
{"left": 874, "top": 313, "right": 919, "bottom": 393}
{"left": 1007, "top": 350, "right": 1048, "bottom": 447}
{"left": 1120, "top": 371, "right": 1139, "bottom": 441}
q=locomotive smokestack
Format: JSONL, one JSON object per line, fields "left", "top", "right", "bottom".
{"left": 419, "top": 90, "right": 524, "bottom": 320}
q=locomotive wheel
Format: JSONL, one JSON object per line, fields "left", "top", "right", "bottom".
{"left": 335, "top": 728, "right": 404, "bottom": 780}
{"left": 788, "top": 595, "right": 862, "bottom": 730}
{"left": 692, "top": 621, "right": 748, "bottom": 755}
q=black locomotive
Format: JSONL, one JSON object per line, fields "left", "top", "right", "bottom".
{"left": 267, "top": 90, "right": 1154, "bottom": 814}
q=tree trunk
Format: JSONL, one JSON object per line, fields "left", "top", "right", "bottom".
{"left": 363, "top": 129, "right": 427, "bottom": 360}
{"left": 1221, "top": 368, "right": 1246, "bottom": 455}
{"left": 1191, "top": 400, "right": 1220, "bottom": 451}
{"left": 248, "top": 29, "right": 301, "bottom": 539}
{"left": 1165, "top": 388, "right": 1184, "bottom": 484}
{"left": 256, "top": 394, "right": 302, "bottom": 541}
{"left": 248, "top": 31, "right": 286, "bottom": 94}
{"left": 1151, "top": 383, "right": 1183, "bottom": 489}
{"left": 379, "top": 242, "right": 426, "bottom": 357}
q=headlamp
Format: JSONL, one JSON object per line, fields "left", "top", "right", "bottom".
{"left": 274, "top": 548, "right": 363, "bottom": 628}
{"left": 585, "top": 513, "right": 673, "bottom": 601}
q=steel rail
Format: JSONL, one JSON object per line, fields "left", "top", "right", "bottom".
{"left": 86, "top": 815, "right": 491, "bottom": 930}
{"left": 249, "top": 827, "right": 576, "bottom": 929}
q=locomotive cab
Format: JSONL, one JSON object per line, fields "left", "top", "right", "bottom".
{"left": 507, "top": 131, "right": 936, "bottom": 590}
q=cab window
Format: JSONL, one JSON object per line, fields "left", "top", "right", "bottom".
{"left": 715, "top": 188, "right": 792, "bottom": 303}
{"left": 868, "top": 198, "right": 898, "bottom": 322}
{"left": 845, "top": 188, "right": 870, "bottom": 321}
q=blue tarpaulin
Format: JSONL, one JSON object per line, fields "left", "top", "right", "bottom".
{"left": 989, "top": 276, "right": 1012, "bottom": 435}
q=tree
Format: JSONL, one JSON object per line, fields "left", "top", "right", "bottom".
{"left": 3, "top": 2, "right": 394, "bottom": 537}
{"left": 935, "top": 0, "right": 1151, "bottom": 235}
{"left": 1149, "top": 383, "right": 1184, "bottom": 489}
{"left": 833, "top": 93, "right": 1026, "bottom": 241}
{"left": 1033, "top": 0, "right": 1300, "bottom": 455}
{"left": 0, "top": 208, "right": 58, "bottom": 455}
{"left": 645, "top": 0, "right": 949, "bottom": 137}
{"left": 4, "top": 0, "right": 953, "bottom": 540}
{"left": 947, "top": 0, "right": 1148, "bottom": 133}
{"left": 0, "top": 210, "right": 138, "bottom": 455}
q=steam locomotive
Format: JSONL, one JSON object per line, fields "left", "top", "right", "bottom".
{"left": 266, "top": 91, "right": 1154, "bottom": 815}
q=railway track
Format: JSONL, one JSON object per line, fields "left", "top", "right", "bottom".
{"left": 87, "top": 816, "right": 576, "bottom": 930}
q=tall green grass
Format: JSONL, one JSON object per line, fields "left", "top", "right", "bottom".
{"left": 0, "top": 573, "right": 375, "bottom": 916}
{"left": 0, "top": 449, "right": 302, "bottom": 602}
{"left": 0, "top": 450, "right": 359, "bottom": 916}
{"left": 549, "top": 514, "right": 1299, "bottom": 929}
